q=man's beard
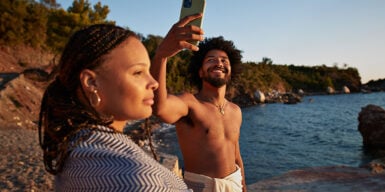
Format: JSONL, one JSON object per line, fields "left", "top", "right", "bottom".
{"left": 202, "top": 76, "right": 229, "bottom": 88}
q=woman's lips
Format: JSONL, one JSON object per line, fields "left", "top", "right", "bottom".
{"left": 143, "top": 97, "right": 154, "bottom": 105}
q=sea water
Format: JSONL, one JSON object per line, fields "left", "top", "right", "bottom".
{"left": 153, "top": 92, "right": 385, "bottom": 184}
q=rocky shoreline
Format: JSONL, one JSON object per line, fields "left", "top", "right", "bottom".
{"left": 248, "top": 165, "right": 385, "bottom": 191}
{"left": 2, "top": 120, "right": 385, "bottom": 192}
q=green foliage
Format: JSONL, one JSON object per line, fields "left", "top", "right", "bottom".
{"left": 141, "top": 35, "right": 194, "bottom": 94}
{"left": 166, "top": 52, "right": 193, "bottom": 93}
{"left": 0, "top": 0, "right": 48, "bottom": 47}
{"left": 0, "top": 0, "right": 363, "bottom": 101}
{"left": 142, "top": 35, "right": 163, "bottom": 59}
{"left": 0, "top": 0, "right": 112, "bottom": 52}
{"left": 46, "top": 0, "right": 113, "bottom": 52}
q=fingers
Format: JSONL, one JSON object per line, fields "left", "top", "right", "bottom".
{"left": 180, "top": 24, "right": 204, "bottom": 35}
{"left": 179, "top": 32, "right": 204, "bottom": 45}
{"left": 179, "top": 41, "right": 200, "bottom": 51}
{"left": 169, "top": 21, "right": 204, "bottom": 49}
{"left": 158, "top": 13, "right": 204, "bottom": 57}
{"left": 178, "top": 13, "right": 203, "bottom": 27}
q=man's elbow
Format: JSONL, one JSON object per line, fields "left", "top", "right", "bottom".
{"left": 152, "top": 107, "right": 176, "bottom": 124}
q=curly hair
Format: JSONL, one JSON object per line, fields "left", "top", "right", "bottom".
{"left": 188, "top": 36, "right": 243, "bottom": 90}
{"left": 38, "top": 24, "right": 137, "bottom": 174}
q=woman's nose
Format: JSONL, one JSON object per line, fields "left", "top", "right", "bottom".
{"left": 148, "top": 75, "right": 159, "bottom": 90}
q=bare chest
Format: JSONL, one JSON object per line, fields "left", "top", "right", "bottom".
{"left": 178, "top": 103, "right": 240, "bottom": 140}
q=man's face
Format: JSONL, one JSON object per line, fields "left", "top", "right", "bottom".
{"left": 199, "top": 49, "right": 231, "bottom": 88}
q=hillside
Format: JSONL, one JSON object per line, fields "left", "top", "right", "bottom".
{"left": 1, "top": 0, "right": 374, "bottom": 110}
{"left": 1, "top": 45, "right": 384, "bottom": 127}
{"left": 0, "top": 46, "right": 54, "bottom": 128}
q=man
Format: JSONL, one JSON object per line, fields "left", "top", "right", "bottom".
{"left": 151, "top": 14, "right": 246, "bottom": 192}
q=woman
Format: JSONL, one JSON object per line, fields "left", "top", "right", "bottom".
{"left": 38, "top": 23, "right": 197, "bottom": 191}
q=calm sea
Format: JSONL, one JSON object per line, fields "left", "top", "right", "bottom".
{"left": 153, "top": 92, "right": 385, "bottom": 185}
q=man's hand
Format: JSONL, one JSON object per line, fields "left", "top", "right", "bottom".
{"left": 155, "top": 13, "right": 204, "bottom": 59}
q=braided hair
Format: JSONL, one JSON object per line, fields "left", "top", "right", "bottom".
{"left": 188, "top": 36, "right": 243, "bottom": 90}
{"left": 38, "top": 24, "right": 137, "bottom": 174}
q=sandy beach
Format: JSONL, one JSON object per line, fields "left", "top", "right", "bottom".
{"left": 0, "top": 121, "right": 181, "bottom": 192}
{"left": 0, "top": 123, "right": 53, "bottom": 191}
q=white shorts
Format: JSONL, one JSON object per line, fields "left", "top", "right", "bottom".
{"left": 183, "top": 166, "right": 243, "bottom": 192}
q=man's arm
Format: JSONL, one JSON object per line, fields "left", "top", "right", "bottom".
{"left": 151, "top": 54, "right": 188, "bottom": 123}
{"left": 150, "top": 14, "right": 204, "bottom": 123}
{"left": 234, "top": 108, "right": 247, "bottom": 192}
{"left": 235, "top": 141, "right": 247, "bottom": 192}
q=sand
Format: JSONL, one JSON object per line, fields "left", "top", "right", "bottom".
{"left": 0, "top": 123, "right": 54, "bottom": 191}
{"left": 0, "top": 122, "right": 181, "bottom": 192}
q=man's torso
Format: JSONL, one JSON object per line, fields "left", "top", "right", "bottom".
{"left": 175, "top": 93, "right": 242, "bottom": 178}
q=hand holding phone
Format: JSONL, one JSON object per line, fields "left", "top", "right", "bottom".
{"left": 179, "top": 0, "right": 206, "bottom": 45}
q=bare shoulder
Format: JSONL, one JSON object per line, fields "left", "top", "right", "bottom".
{"left": 227, "top": 101, "right": 242, "bottom": 122}
{"left": 178, "top": 92, "right": 199, "bottom": 104}
{"left": 228, "top": 101, "right": 242, "bottom": 113}
{"left": 178, "top": 92, "right": 194, "bottom": 99}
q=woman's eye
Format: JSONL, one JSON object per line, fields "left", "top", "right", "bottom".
{"left": 133, "top": 71, "right": 143, "bottom": 76}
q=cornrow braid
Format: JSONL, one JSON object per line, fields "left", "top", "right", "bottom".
{"left": 39, "top": 24, "right": 137, "bottom": 174}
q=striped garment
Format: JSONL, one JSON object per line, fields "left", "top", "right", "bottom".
{"left": 55, "top": 125, "right": 191, "bottom": 192}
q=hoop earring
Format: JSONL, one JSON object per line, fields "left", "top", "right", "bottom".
{"left": 90, "top": 90, "right": 101, "bottom": 107}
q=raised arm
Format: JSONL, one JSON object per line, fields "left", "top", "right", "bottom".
{"left": 151, "top": 14, "right": 204, "bottom": 123}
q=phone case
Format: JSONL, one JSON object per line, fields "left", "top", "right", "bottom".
{"left": 179, "top": 0, "right": 206, "bottom": 44}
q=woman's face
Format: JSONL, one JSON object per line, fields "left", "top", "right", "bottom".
{"left": 94, "top": 37, "right": 158, "bottom": 127}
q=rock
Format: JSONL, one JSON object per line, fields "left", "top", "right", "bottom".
{"left": 362, "top": 78, "right": 385, "bottom": 92}
{"left": 327, "top": 86, "right": 335, "bottom": 94}
{"left": 366, "top": 158, "right": 385, "bottom": 174}
{"left": 282, "top": 92, "right": 302, "bottom": 104}
{"left": 247, "top": 166, "right": 385, "bottom": 192}
{"left": 342, "top": 86, "right": 350, "bottom": 93}
{"left": 298, "top": 89, "right": 305, "bottom": 95}
{"left": 358, "top": 105, "right": 385, "bottom": 149}
{"left": 158, "top": 152, "right": 183, "bottom": 178}
{"left": 254, "top": 90, "right": 265, "bottom": 103}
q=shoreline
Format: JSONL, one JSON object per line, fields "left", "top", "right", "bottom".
{"left": 2, "top": 122, "right": 385, "bottom": 191}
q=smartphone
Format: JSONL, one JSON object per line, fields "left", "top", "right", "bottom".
{"left": 179, "top": 0, "right": 206, "bottom": 44}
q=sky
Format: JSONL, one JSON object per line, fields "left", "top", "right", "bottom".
{"left": 57, "top": 0, "right": 385, "bottom": 83}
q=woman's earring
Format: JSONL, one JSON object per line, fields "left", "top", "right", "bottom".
{"left": 90, "top": 89, "right": 101, "bottom": 107}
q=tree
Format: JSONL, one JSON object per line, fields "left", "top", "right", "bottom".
{"left": 0, "top": 0, "right": 48, "bottom": 47}
{"left": 0, "top": 0, "right": 28, "bottom": 45}
{"left": 40, "top": 0, "right": 60, "bottom": 9}
{"left": 24, "top": 2, "right": 48, "bottom": 47}
{"left": 142, "top": 35, "right": 163, "bottom": 59}
{"left": 46, "top": 0, "right": 112, "bottom": 52}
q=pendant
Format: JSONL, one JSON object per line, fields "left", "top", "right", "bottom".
{"left": 219, "top": 107, "right": 225, "bottom": 115}
{"left": 216, "top": 101, "right": 226, "bottom": 115}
